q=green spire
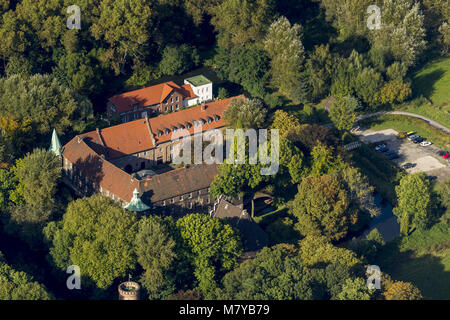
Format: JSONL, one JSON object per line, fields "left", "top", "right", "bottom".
{"left": 49, "top": 128, "right": 62, "bottom": 156}
{"left": 125, "top": 188, "right": 151, "bottom": 212}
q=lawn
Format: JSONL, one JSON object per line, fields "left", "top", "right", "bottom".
{"left": 375, "top": 223, "right": 450, "bottom": 300}
{"left": 358, "top": 114, "right": 450, "bottom": 151}
{"left": 398, "top": 57, "right": 450, "bottom": 128}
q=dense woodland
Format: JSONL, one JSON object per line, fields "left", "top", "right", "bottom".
{"left": 0, "top": 0, "right": 449, "bottom": 300}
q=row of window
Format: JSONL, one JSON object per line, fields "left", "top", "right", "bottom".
{"left": 160, "top": 188, "right": 211, "bottom": 206}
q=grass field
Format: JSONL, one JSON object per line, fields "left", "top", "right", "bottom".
{"left": 359, "top": 114, "right": 450, "bottom": 151}
{"left": 376, "top": 224, "right": 450, "bottom": 300}
{"left": 399, "top": 57, "right": 450, "bottom": 128}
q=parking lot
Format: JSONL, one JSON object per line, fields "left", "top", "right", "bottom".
{"left": 354, "top": 128, "right": 450, "bottom": 181}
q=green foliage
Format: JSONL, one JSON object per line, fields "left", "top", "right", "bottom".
{"left": 293, "top": 175, "right": 355, "bottom": 241}
{"left": 379, "top": 80, "right": 412, "bottom": 104}
{"left": 394, "top": 173, "right": 436, "bottom": 235}
{"left": 217, "top": 87, "right": 229, "bottom": 100}
{"left": 135, "top": 216, "right": 177, "bottom": 300}
{"left": 305, "top": 44, "right": 334, "bottom": 101}
{"left": 369, "top": 0, "right": 427, "bottom": 69}
{"left": 336, "top": 277, "right": 373, "bottom": 300}
{"left": 264, "top": 16, "right": 305, "bottom": 99}
{"left": 159, "top": 44, "right": 200, "bottom": 76}
{"left": 53, "top": 51, "right": 103, "bottom": 96}
{"left": 329, "top": 95, "right": 358, "bottom": 131}
{"left": 0, "top": 74, "right": 93, "bottom": 135}
{"left": 218, "top": 244, "right": 318, "bottom": 300}
{"left": 176, "top": 214, "right": 242, "bottom": 297}
{"left": 213, "top": 46, "right": 270, "bottom": 98}
{"left": 47, "top": 195, "right": 138, "bottom": 289}
{"left": 211, "top": 0, "right": 276, "bottom": 49}
{"left": 223, "top": 97, "right": 267, "bottom": 129}
{"left": 299, "top": 236, "right": 362, "bottom": 268}
{"left": 0, "top": 258, "right": 52, "bottom": 300}
{"left": 90, "top": 0, "right": 154, "bottom": 75}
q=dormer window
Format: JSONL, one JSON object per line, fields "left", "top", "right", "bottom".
{"left": 157, "top": 130, "right": 163, "bottom": 137}
{"left": 186, "top": 122, "right": 192, "bottom": 129}
{"left": 214, "top": 115, "right": 219, "bottom": 121}
{"left": 207, "top": 117, "right": 212, "bottom": 124}
{"left": 164, "top": 128, "right": 170, "bottom": 135}
{"left": 200, "top": 119, "right": 206, "bottom": 125}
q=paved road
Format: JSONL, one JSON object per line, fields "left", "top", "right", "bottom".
{"left": 355, "top": 111, "right": 450, "bottom": 134}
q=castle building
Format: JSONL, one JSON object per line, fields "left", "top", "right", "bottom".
{"left": 107, "top": 75, "right": 213, "bottom": 123}
{"left": 60, "top": 95, "right": 244, "bottom": 215}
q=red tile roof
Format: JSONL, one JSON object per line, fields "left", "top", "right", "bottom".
{"left": 108, "top": 81, "right": 197, "bottom": 113}
{"left": 81, "top": 95, "right": 245, "bottom": 159}
{"left": 141, "top": 164, "right": 218, "bottom": 202}
{"left": 63, "top": 136, "right": 139, "bottom": 202}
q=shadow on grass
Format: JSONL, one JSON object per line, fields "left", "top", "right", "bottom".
{"left": 412, "top": 69, "right": 446, "bottom": 102}
{"left": 374, "top": 239, "right": 450, "bottom": 300}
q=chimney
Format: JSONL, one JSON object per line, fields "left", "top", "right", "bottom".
{"left": 201, "top": 104, "right": 206, "bottom": 111}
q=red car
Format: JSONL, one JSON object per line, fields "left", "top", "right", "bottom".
{"left": 442, "top": 152, "right": 450, "bottom": 159}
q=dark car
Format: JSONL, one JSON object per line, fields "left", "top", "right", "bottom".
{"left": 402, "top": 163, "right": 416, "bottom": 169}
{"left": 388, "top": 152, "right": 399, "bottom": 160}
{"left": 427, "top": 176, "right": 438, "bottom": 181}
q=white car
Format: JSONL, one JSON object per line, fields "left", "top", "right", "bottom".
{"left": 420, "top": 141, "right": 432, "bottom": 147}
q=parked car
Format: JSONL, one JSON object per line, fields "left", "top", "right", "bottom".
{"left": 406, "top": 131, "right": 416, "bottom": 136}
{"left": 427, "top": 175, "right": 438, "bottom": 180}
{"left": 442, "top": 152, "right": 450, "bottom": 159}
{"left": 420, "top": 141, "right": 432, "bottom": 147}
{"left": 407, "top": 135, "right": 418, "bottom": 141}
{"left": 388, "top": 152, "right": 399, "bottom": 160}
{"left": 402, "top": 163, "right": 416, "bottom": 169}
{"left": 375, "top": 144, "right": 389, "bottom": 152}
{"left": 412, "top": 137, "right": 424, "bottom": 143}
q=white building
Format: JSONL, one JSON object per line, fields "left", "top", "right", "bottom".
{"left": 183, "top": 75, "right": 213, "bottom": 107}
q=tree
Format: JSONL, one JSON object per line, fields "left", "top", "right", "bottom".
{"left": 310, "top": 144, "right": 344, "bottom": 178}
{"left": 0, "top": 74, "right": 93, "bottom": 135}
{"left": 393, "top": 173, "right": 434, "bottom": 235}
{"left": 383, "top": 281, "right": 422, "bottom": 300}
{"left": 305, "top": 44, "right": 334, "bottom": 101}
{"left": 379, "top": 80, "right": 412, "bottom": 104}
{"left": 135, "top": 216, "right": 177, "bottom": 300}
{"left": 270, "top": 110, "right": 302, "bottom": 140}
{"left": 369, "top": 0, "right": 427, "bottom": 69}
{"left": 353, "top": 67, "right": 384, "bottom": 105}
{"left": 53, "top": 51, "right": 102, "bottom": 96}
{"left": 46, "top": 195, "right": 138, "bottom": 289}
{"left": 264, "top": 16, "right": 305, "bottom": 99}
{"left": 336, "top": 277, "right": 373, "bottom": 300}
{"left": 4, "top": 149, "right": 61, "bottom": 247}
{"left": 218, "top": 244, "right": 320, "bottom": 300}
{"left": 90, "top": 0, "right": 154, "bottom": 74}
{"left": 329, "top": 95, "right": 358, "bottom": 131}
{"left": 438, "top": 21, "right": 450, "bottom": 54}
{"left": 315, "top": 0, "right": 372, "bottom": 40}
{"left": 292, "top": 175, "right": 355, "bottom": 241}
{"left": 159, "top": 44, "right": 200, "bottom": 76}
{"left": 0, "top": 258, "right": 52, "bottom": 300}
{"left": 211, "top": 0, "right": 276, "bottom": 49}
{"left": 213, "top": 46, "right": 270, "bottom": 98}
{"left": 183, "top": 0, "right": 221, "bottom": 26}
{"left": 217, "top": 87, "right": 229, "bottom": 100}
{"left": 223, "top": 97, "right": 267, "bottom": 129}
{"left": 299, "top": 236, "right": 361, "bottom": 268}
{"left": 176, "top": 214, "right": 242, "bottom": 296}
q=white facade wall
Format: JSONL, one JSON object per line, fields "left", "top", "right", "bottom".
{"left": 183, "top": 80, "right": 213, "bottom": 106}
